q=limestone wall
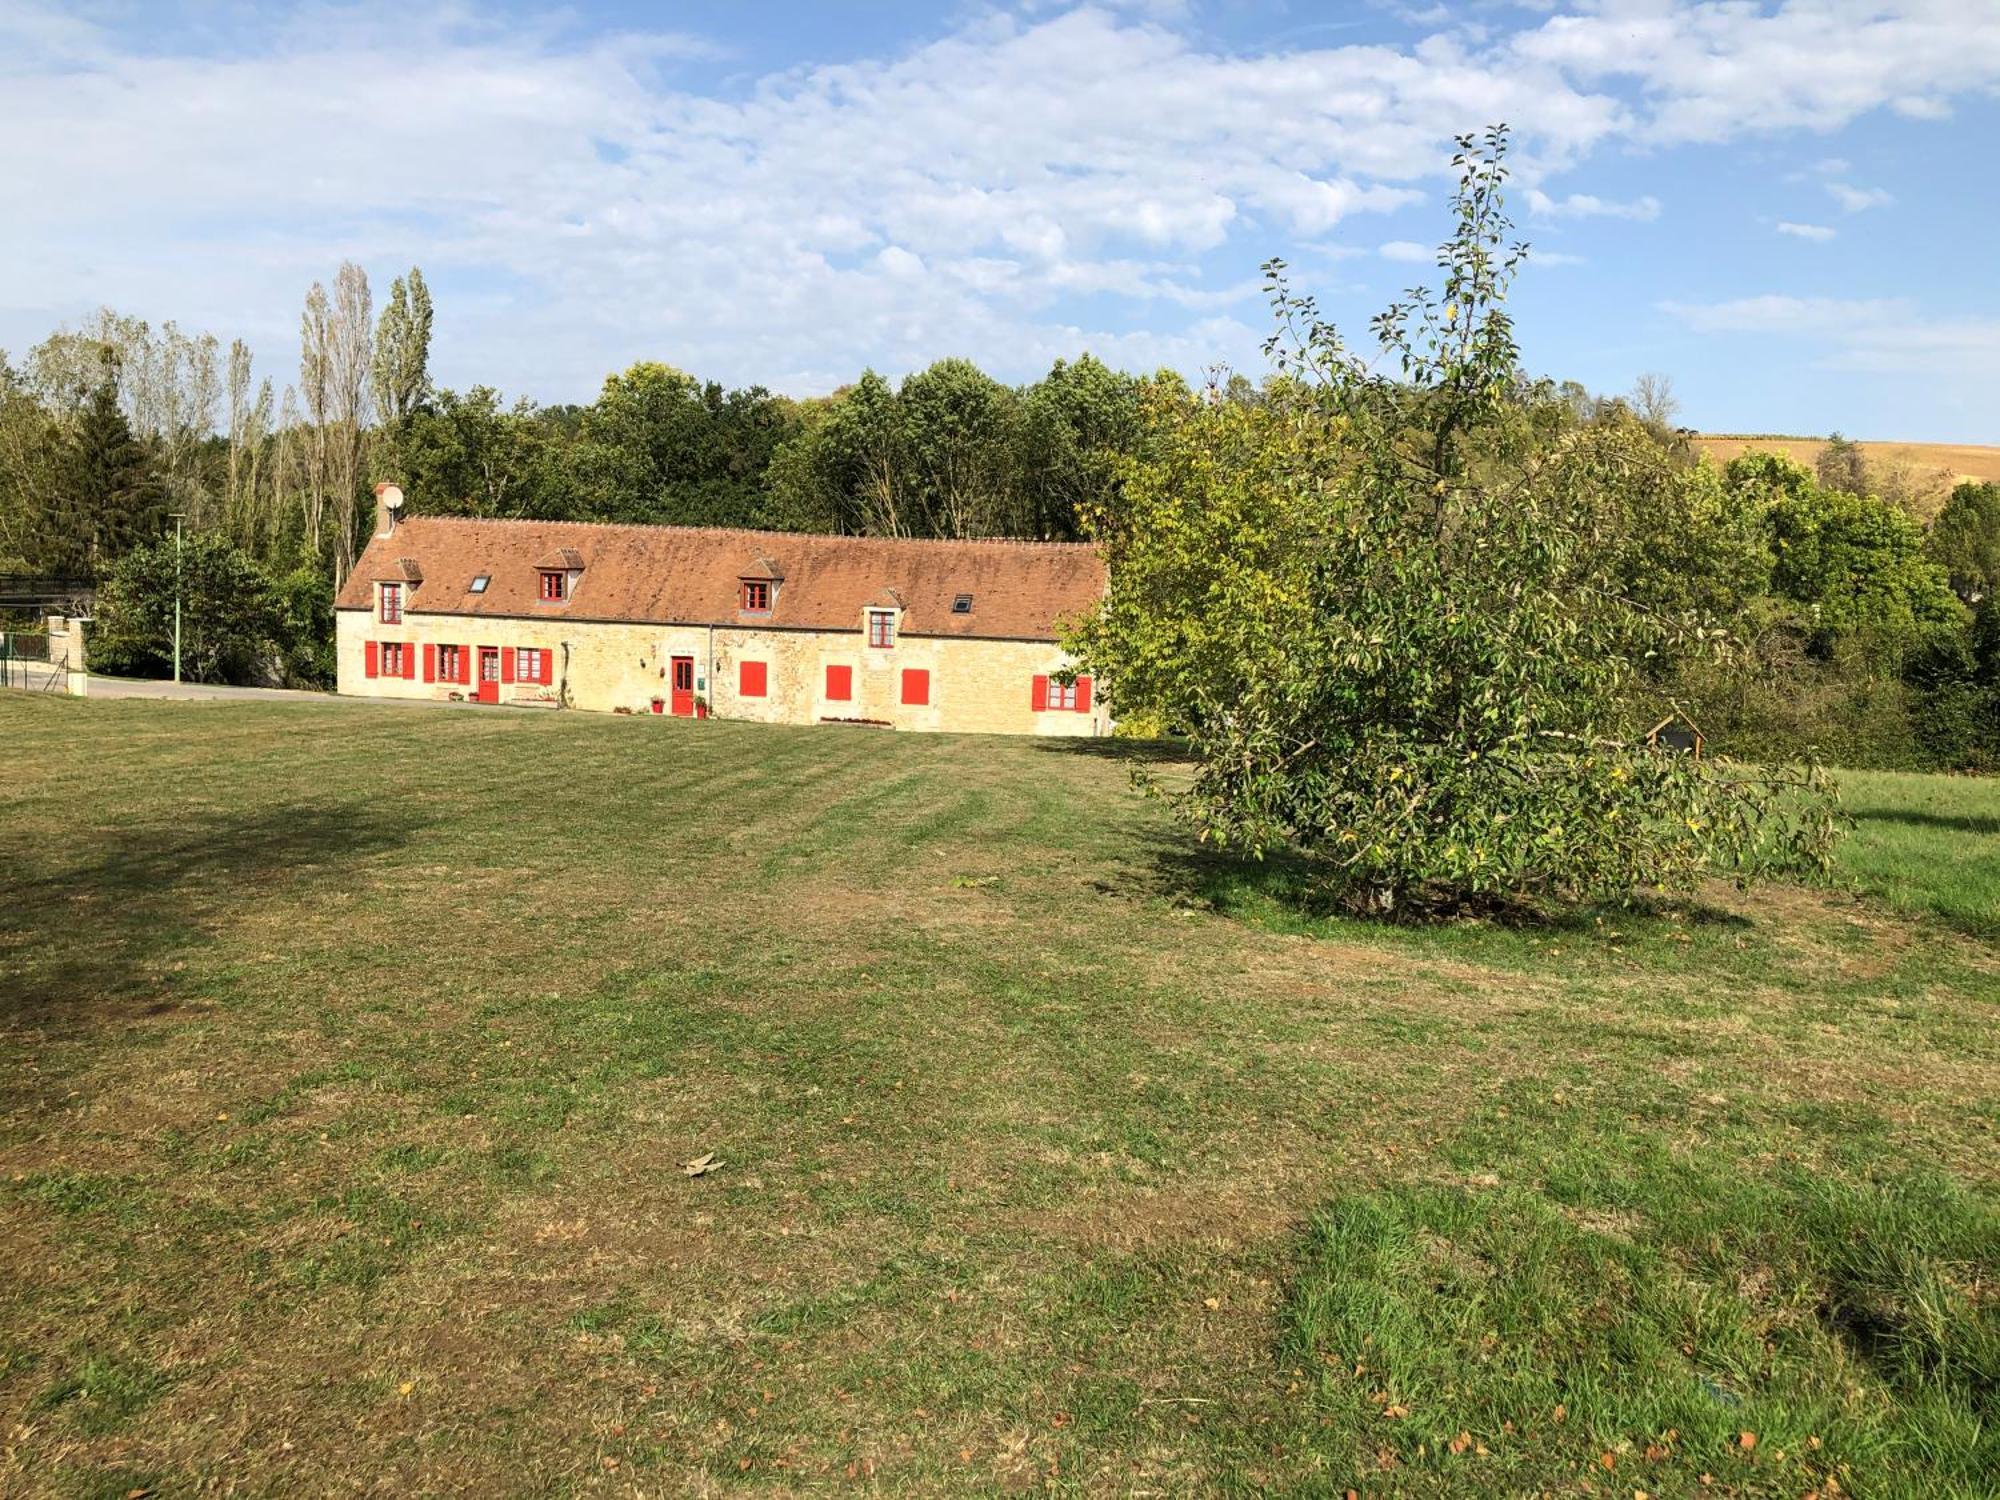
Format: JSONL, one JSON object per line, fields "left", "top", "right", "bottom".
{"left": 335, "top": 609, "right": 1107, "bottom": 736}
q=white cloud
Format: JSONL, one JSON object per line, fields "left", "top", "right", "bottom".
{"left": 1660, "top": 295, "right": 2000, "bottom": 379}
{"left": 1776, "top": 221, "right": 1836, "bottom": 241}
{"left": 0, "top": 0, "right": 1996, "bottom": 401}
{"left": 1826, "top": 182, "right": 1894, "bottom": 212}
{"left": 1525, "top": 188, "right": 1662, "bottom": 221}
{"left": 1509, "top": 0, "right": 2000, "bottom": 145}
{"left": 1379, "top": 240, "right": 1435, "bottom": 263}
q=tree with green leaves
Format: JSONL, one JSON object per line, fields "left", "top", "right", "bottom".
{"left": 1070, "top": 127, "right": 1837, "bottom": 916}
{"left": 52, "top": 382, "right": 167, "bottom": 578}
{"left": 898, "top": 358, "right": 1023, "bottom": 538}
{"left": 1759, "top": 469, "right": 1963, "bottom": 651}
{"left": 1018, "top": 355, "right": 1146, "bottom": 540}
{"left": 1927, "top": 480, "right": 2000, "bottom": 603}
{"left": 372, "top": 267, "right": 434, "bottom": 427}
{"left": 567, "top": 361, "right": 798, "bottom": 528}
{"left": 400, "top": 386, "right": 568, "bottom": 518}
{"left": 90, "top": 531, "right": 277, "bottom": 683}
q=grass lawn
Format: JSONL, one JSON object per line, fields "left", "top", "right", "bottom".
{"left": 1, "top": 696, "right": 1994, "bottom": 1497}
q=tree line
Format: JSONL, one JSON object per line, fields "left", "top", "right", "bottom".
{"left": 2, "top": 232, "right": 1995, "bottom": 789}
{"left": 0, "top": 268, "right": 1158, "bottom": 684}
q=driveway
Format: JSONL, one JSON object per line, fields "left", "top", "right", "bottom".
{"left": 4, "top": 668, "right": 480, "bottom": 708}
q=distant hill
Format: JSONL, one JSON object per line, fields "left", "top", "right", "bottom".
{"left": 1692, "top": 436, "right": 1999, "bottom": 521}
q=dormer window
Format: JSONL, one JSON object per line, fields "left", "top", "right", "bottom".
{"left": 379, "top": 582, "right": 402, "bottom": 624}
{"left": 533, "top": 547, "right": 586, "bottom": 603}
{"left": 741, "top": 578, "right": 772, "bottom": 613}
{"left": 868, "top": 609, "right": 897, "bottom": 649}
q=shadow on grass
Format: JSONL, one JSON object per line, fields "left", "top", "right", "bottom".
{"left": 1851, "top": 807, "right": 2000, "bottom": 837}
{"left": 1126, "top": 833, "right": 1751, "bottom": 943}
{"left": 0, "top": 802, "right": 412, "bottom": 1025}
{"left": 1030, "top": 735, "right": 1191, "bottom": 766}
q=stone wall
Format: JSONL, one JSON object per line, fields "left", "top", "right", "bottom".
{"left": 335, "top": 608, "right": 1107, "bottom": 737}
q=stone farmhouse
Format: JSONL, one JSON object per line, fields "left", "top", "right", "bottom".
{"left": 334, "top": 486, "right": 1110, "bottom": 736}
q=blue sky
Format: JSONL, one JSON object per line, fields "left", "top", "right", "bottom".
{"left": 3, "top": 1, "right": 1997, "bottom": 440}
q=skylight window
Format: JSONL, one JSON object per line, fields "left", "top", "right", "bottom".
{"left": 952, "top": 594, "right": 973, "bottom": 614}
{"left": 469, "top": 575, "right": 490, "bottom": 594}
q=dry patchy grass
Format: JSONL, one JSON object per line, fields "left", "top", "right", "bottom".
{"left": 0, "top": 696, "right": 1994, "bottom": 1496}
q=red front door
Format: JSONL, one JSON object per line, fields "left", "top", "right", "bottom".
{"left": 670, "top": 656, "right": 695, "bottom": 716}
{"left": 477, "top": 647, "right": 502, "bottom": 704}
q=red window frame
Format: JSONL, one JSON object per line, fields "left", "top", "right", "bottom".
{"left": 539, "top": 570, "right": 566, "bottom": 602}
{"left": 825, "top": 664, "right": 852, "bottom": 701}
{"left": 438, "top": 644, "right": 461, "bottom": 682}
{"left": 740, "top": 660, "right": 768, "bottom": 697}
{"left": 515, "top": 647, "right": 549, "bottom": 684}
{"left": 1033, "top": 673, "right": 1094, "bottom": 713}
{"left": 900, "top": 668, "right": 929, "bottom": 706}
{"left": 740, "top": 579, "right": 771, "bottom": 613}
{"left": 379, "top": 582, "right": 402, "bottom": 624}
{"left": 868, "top": 610, "right": 896, "bottom": 649}
{"left": 381, "top": 641, "right": 406, "bottom": 677}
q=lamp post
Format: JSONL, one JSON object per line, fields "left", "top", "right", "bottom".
{"left": 170, "top": 512, "right": 185, "bottom": 684}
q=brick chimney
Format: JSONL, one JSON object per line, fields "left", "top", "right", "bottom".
{"left": 374, "top": 482, "right": 405, "bottom": 539}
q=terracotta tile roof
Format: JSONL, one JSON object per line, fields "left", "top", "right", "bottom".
{"left": 336, "top": 517, "right": 1105, "bottom": 641}
{"left": 535, "top": 546, "right": 587, "bottom": 571}
{"left": 370, "top": 556, "right": 424, "bottom": 583}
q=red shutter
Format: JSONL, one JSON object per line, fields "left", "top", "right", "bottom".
{"left": 501, "top": 648, "right": 516, "bottom": 684}
{"left": 365, "top": 640, "right": 379, "bottom": 678}
{"left": 901, "top": 668, "right": 929, "bottom": 706}
{"left": 541, "top": 650, "right": 553, "bottom": 686}
{"left": 741, "top": 661, "right": 767, "bottom": 697}
{"left": 1031, "top": 674, "right": 1048, "bottom": 711}
{"left": 459, "top": 646, "right": 473, "bottom": 685}
{"left": 402, "top": 646, "right": 416, "bottom": 679}
{"left": 422, "top": 643, "right": 436, "bottom": 683}
{"left": 826, "top": 664, "right": 851, "bottom": 701}
{"left": 1074, "top": 675, "right": 1092, "bottom": 713}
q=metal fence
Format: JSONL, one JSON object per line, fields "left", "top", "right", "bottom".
{"left": 0, "top": 631, "right": 60, "bottom": 691}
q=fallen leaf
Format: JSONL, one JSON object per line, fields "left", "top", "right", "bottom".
{"left": 397, "top": 1381, "right": 415, "bottom": 1397}
{"left": 683, "top": 1151, "right": 724, "bottom": 1177}
{"left": 1600, "top": 1452, "right": 1617, "bottom": 1471}
{"left": 1554, "top": 1404, "right": 1567, "bottom": 1424}
{"left": 1738, "top": 1431, "right": 1758, "bottom": 1451}
{"left": 1204, "top": 1297, "right": 1220, "bottom": 1310}
{"left": 1448, "top": 1431, "right": 1472, "bottom": 1455}
{"left": 1383, "top": 1404, "right": 1409, "bottom": 1420}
